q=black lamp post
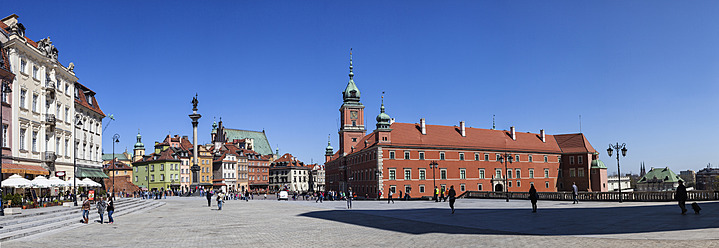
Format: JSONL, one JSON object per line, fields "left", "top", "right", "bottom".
{"left": 73, "top": 115, "right": 83, "bottom": 206}
{"left": 498, "top": 153, "right": 514, "bottom": 202}
{"left": 111, "top": 134, "right": 119, "bottom": 197}
{"left": 0, "top": 82, "right": 11, "bottom": 216}
{"left": 429, "top": 161, "right": 438, "bottom": 200}
{"left": 375, "top": 170, "right": 382, "bottom": 200}
{"left": 607, "top": 143, "right": 627, "bottom": 203}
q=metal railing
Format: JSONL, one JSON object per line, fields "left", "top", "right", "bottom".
{"left": 460, "top": 190, "right": 719, "bottom": 202}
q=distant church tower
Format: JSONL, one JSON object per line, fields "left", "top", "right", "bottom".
{"left": 133, "top": 130, "right": 145, "bottom": 162}
{"left": 338, "top": 49, "right": 366, "bottom": 155}
{"left": 640, "top": 162, "right": 646, "bottom": 177}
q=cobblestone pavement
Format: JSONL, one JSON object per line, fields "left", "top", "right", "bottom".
{"left": 3, "top": 197, "right": 719, "bottom": 248}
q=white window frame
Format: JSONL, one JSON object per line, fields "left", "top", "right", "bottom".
{"left": 404, "top": 169, "right": 411, "bottom": 180}
{"left": 529, "top": 169, "right": 534, "bottom": 179}
{"left": 516, "top": 169, "right": 521, "bottom": 179}
{"left": 389, "top": 169, "right": 396, "bottom": 180}
{"left": 479, "top": 168, "right": 485, "bottom": 179}
{"left": 544, "top": 169, "right": 549, "bottom": 178}
{"left": 440, "top": 169, "right": 447, "bottom": 179}
{"left": 419, "top": 169, "right": 426, "bottom": 180}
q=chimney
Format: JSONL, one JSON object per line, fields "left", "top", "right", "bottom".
{"left": 182, "top": 135, "right": 188, "bottom": 140}
{"left": 510, "top": 126, "right": 516, "bottom": 140}
{"left": 459, "top": 121, "right": 466, "bottom": 137}
{"left": 540, "top": 129, "right": 545, "bottom": 143}
{"left": 420, "top": 118, "right": 426, "bottom": 135}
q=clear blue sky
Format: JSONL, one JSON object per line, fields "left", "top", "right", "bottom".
{"left": 6, "top": 1, "right": 719, "bottom": 174}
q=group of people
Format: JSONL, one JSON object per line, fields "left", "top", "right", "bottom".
{"left": 80, "top": 195, "right": 114, "bottom": 224}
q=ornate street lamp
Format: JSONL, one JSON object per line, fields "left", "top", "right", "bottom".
{"left": 429, "top": 161, "right": 438, "bottom": 201}
{"left": 607, "top": 143, "right": 627, "bottom": 203}
{"left": 0, "top": 82, "right": 11, "bottom": 216}
{"left": 73, "top": 115, "right": 83, "bottom": 206}
{"left": 498, "top": 153, "right": 514, "bottom": 202}
{"left": 375, "top": 170, "right": 382, "bottom": 200}
{"left": 111, "top": 134, "right": 119, "bottom": 197}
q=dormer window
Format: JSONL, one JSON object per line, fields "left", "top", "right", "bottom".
{"left": 74, "top": 88, "right": 79, "bottom": 98}
{"left": 86, "top": 94, "right": 93, "bottom": 106}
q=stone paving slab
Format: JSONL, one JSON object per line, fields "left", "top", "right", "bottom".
{"left": 1, "top": 197, "right": 717, "bottom": 248}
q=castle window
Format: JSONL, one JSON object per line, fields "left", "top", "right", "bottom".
{"left": 389, "top": 151, "right": 395, "bottom": 159}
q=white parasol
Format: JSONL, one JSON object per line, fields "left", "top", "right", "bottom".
{"left": 30, "top": 175, "right": 53, "bottom": 188}
{"left": 47, "top": 176, "right": 70, "bottom": 187}
{"left": 1, "top": 174, "right": 33, "bottom": 188}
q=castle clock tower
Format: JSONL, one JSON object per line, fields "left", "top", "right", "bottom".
{"left": 338, "top": 50, "right": 366, "bottom": 155}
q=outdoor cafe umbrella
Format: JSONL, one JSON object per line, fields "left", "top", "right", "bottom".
{"left": 81, "top": 178, "right": 100, "bottom": 187}
{"left": 1, "top": 174, "right": 33, "bottom": 188}
{"left": 66, "top": 178, "right": 88, "bottom": 187}
{"left": 30, "top": 176, "right": 53, "bottom": 188}
{"left": 47, "top": 176, "right": 70, "bottom": 187}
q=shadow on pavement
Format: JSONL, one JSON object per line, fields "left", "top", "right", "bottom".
{"left": 299, "top": 201, "right": 719, "bottom": 236}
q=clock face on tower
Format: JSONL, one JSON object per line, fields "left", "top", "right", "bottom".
{"left": 350, "top": 111, "right": 358, "bottom": 119}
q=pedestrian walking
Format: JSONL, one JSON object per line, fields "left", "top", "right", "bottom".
{"left": 440, "top": 188, "right": 445, "bottom": 202}
{"left": 264, "top": 193, "right": 267, "bottom": 200}
{"left": 434, "top": 187, "right": 439, "bottom": 202}
{"left": 217, "top": 191, "right": 225, "bottom": 210}
{"left": 443, "top": 188, "right": 449, "bottom": 202}
{"left": 96, "top": 197, "right": 107, "bottom": 224}
{"left": 206, "top": 190, "right": 213, "bottom": 207}
{"left": 572, "top": 182, "right": 579, "bottom": 204}
{"left": 107, "top": 199, "right": 115, "bottom": 224}
{"left": 81, "top": 198, "right": 91, "bottom": 224}
{"left": 399, "top": 190, "right": 403, "bottom": 200}
{"left": 388, "top": 190, "right": 394, "bottom": 204}
{"left": 448, "top": 185, "right": 456, "bottom": 214}
{"left": 675, "top": 180, "right": 688, "bottom": 215}
{"left": 346, "top": 187, "right": 353, "bottom": 209}
{"left": 529, "top": 184, "right": 538, "bottom": 213}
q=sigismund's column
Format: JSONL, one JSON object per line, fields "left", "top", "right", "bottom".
{"left": 189, "top": 94, "right": 202, "bottom": 190}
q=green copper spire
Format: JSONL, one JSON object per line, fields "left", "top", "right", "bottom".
{"left": 376, "top": 93, "right": 391, "bottom": 130}
{"left": 134, "top": 129, "right": 144, "bottom": 149}
{"left": 343, "top": 48, "right": 361, "bottom": 103}
{"left": 325, "top": 134, "right": 334, "bottom": 156}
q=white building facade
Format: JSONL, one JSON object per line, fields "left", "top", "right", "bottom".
{"left": 1, "top": 14, "right": 105, "bottom": 182}
{"left": 607, "top": 176, "right": 632, "bottom": 192}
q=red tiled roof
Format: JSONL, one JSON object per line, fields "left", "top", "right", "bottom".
{"left": 104, "top": 159, "right": 131, "bottom": 170}
{"left": 74, "top": 82, "right": 105, "bottom": 117}
{"left": 554, "top": 133, "right": 597, "bottom": 154}
{"left": 348, "top": 123, "right": 563, "bottom": 155}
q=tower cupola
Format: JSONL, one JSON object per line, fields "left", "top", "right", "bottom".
{"left": 134, "top": 130, "right": 144, "bottom": 149}
{"left": 343, "top": 49, "right": 361, "bottom": 104}
{"left": 376, "top": 95, "right": 391, "bottom": 130}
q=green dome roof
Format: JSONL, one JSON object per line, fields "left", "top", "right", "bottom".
{"left": 134, "top": 132, "right": 144, "bottom": 149}
{"left": 376, "top": 100, "right": 391, "bottom": 130}
{"left": 591, "top": 159, "right": 607, "bottom": 169}
{"left": 343, "top": 60, "right": 360, "bottom": 103}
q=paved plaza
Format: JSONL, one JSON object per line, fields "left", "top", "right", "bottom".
{"left": 3, "top": 197, "right": 719, "bottom": 247}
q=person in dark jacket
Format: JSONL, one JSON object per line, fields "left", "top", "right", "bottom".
{"left": 206, "top": 189, "right": 213, "bottom": 207}
{"left": 107, "top": 199, "right": 115, "bottom": 224}
{"left": 529, "top": 184, "right": 538, "bottom": 213}
{"left": 448, "top": 185, "right": 457, "bottom": 214}
{"left": 675, "top": 180, "right": 688, "bottom": 215}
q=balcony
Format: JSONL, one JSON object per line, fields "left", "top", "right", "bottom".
{"left": 45, "top": 83, "right": 55, "bottom": 97}
{"left": 43, "top": 151, "right": 57, "bottom": 162}
{"left": 45, "top": 114, "right": 56, "bottom": 125}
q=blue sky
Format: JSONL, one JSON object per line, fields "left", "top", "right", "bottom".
{"left": 6, "top": 1, "right": 719, "bottom": 174}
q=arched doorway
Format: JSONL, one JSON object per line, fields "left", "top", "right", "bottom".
{"left": 494, "top": 184, "right": 503, "bottom": 192}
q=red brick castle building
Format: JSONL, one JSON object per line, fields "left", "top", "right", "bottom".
{"left": 324, "top": 53, "right": 607, "bottom": 198}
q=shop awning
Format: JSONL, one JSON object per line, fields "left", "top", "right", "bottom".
{"left": 76, "top": 167, "right": 109, "bottom": 178}
{"left": 2, "top": 163, "right": 49, "bottom": 175}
